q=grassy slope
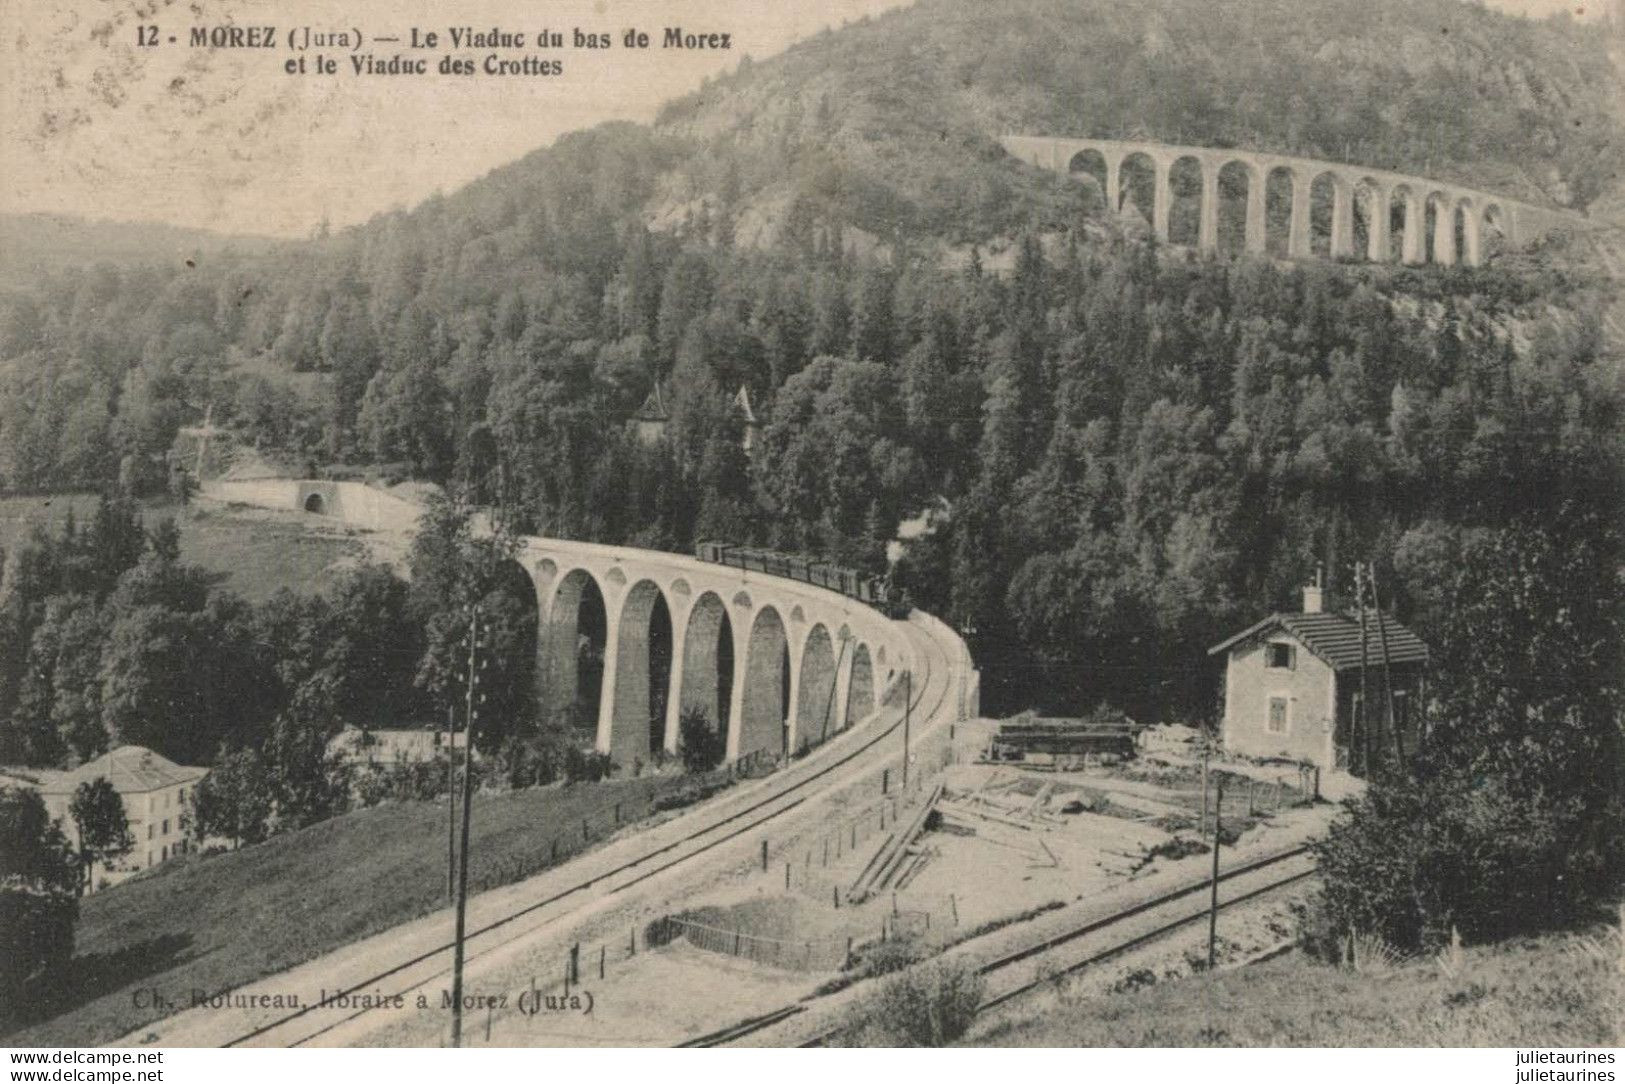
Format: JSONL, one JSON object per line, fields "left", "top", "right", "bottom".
{"left": 0, "top": 495, "right": 363, "bottom": 603}
{"left": 170, "top": 503, "right": 370, "bottom": 603}
{"left": 8, "top": 772, "right": 712, "bottom": 1046}
{"left": 965, "top": 925, "right": 1622, "bottom": 1047}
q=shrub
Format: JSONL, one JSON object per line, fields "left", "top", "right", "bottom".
{"left": 678, "top": 707, "right": 725, "bottom": 774}
{"left": 855, "top": 957, "right": 985, "bottom": 1047}
{"left": 498, "top": 736, "right": 560, "bottom": 789}
{"left": 848, "top": 933, "right": 926, "bottom": 979}
{"left": 1311, "top": 767, "right": 1609, "bottom": 952}
{"left": 563, "top": 747, "right": 614, "bottom": 784}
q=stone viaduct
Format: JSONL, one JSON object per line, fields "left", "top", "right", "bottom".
{"left": 202, "top": 480, "right": 967, "bottom": 771}
{"left": 518, "top": 536, "right": 922, "bottom": 771}
{"left": 1002, "top": 134, "right": 1591, "bottom": 267}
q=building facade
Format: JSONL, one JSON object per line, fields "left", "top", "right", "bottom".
{"left": 38, "top": 745, "right": 207, "bottom": 887}
{"left": 1209, "top": 586, "right": 1428, "bottom": 775}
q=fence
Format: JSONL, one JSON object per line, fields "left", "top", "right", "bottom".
{"left": 452, "top": 761, "right": 739, "bottom": 896}
{"left": 646, "top": 915, "right": 852, "bottom": 972}
{"left": 453, "top": 639, "right": 978, "bottom": 1044}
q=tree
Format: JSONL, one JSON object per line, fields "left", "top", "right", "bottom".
{"left": 189, "top": 748, "right": 273, "bottom": 850}
{"left": 1314, "top": 506, "right": 1623, "bottom": 949}
{"left": 678, "top": 707, "right": 724, "bottom": 774}
{"left": 69, "top": 777, "right": 133, "bottom": 892}
{"left": 0, "top": 786, "right": 79, "bottom": 998}
{"left": 409, "top": 496, "right": 536, "bottom": 750}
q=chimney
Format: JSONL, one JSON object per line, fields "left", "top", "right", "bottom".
{"left": 1302, "top": 565, "right": 1324, "bottom": 614}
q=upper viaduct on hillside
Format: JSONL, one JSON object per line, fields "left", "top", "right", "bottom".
{"left": 204, "top": 479, "right": 977, "bottom": 772}
{"left": 1002, "top": 134, "right": 1593, "bottom": 267}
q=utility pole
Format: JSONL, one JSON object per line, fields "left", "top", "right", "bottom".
{"left": 902, "top": 668, "right": 912, "bottom": 791}
{"left": 1355, "top": 562, "right": 1372, "bottom": 776}
{"left": 1207, "top": 779, "right": 1224, "bottom": 970}
{"left": 446, "top": 703, "right": 456, "bottom": 901}
{"left": 1200, "top": 740, "right": 1210, "bottom": 839}
{"left": 1368, "top": 564, "right": 1403, "bottom": 768}
{"left": 450, "top": 606, "right": 484, "bottom": 1048}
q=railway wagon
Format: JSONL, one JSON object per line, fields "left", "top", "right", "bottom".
{"left": 693, "top": 540, "right": 911, "bottom": 619}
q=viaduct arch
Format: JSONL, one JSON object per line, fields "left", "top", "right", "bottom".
{"left": 522, "top": 536, "right": 918, "bottom": 771}
{"left": 1002, "top": 134, "right": 1592, "bottom": 267}
{"left": 202, "top": 479, "right": 962, "bottom": 773}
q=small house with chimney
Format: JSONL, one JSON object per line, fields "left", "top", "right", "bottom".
{"left": 1207, "top": 582, "right": 1428, "bottom": 775}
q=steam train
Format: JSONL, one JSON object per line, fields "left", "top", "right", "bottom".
{"left": 694, "top": 541, "right": 911, "bottom": 619}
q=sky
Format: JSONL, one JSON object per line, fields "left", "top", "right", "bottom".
{"left": 0, "top": 0, "right": 1610, "bottom": 239}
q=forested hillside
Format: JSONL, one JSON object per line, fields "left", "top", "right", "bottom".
{"left": 0, "top": 0, "right": 1620, "bottom": 733}
{"left": 656, "top": 0, "right": 1625, "bottom": 242}
{"left": 0, "top": 214, "right": 282, "bottom": 294}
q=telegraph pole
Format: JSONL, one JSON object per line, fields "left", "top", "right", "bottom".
{"left": 1368, "top": 564, "right": 1403, "bottom": 768}
{"left": 1355, "top": 563, "right": 1372, "bottom": 776}
{"left": 902, "top": 667, "right": 912, "bottom": 790}
{"left": 446, "top": 703, "right": 456, "bottom": 901}
{"left": 1207, "top": 779, "right": 1224, "bottom": 969}
{"left": 450, "top": 606, "right": 484, "bottom": 1048}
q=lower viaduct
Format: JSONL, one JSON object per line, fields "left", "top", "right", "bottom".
{"left": 1002, "top": 134, "right": 1593, "bottom": 267}
{"left": 203, "top": 479, "right": 978, "bottom": 771}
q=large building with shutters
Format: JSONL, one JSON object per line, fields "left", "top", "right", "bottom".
{"left": 1208, "top": 585, "right": 1428, "bottom": 775}
{"left": 37, "top": 745, "right": 207, "bottom": 887}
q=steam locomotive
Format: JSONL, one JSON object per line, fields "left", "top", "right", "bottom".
{"left": 694, "top": 541, "right": 911, "bottom": 619}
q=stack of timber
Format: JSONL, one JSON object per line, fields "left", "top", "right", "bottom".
{"left": 847, "top": 782, "right": 943, "bottom": 904}
{"left": 988, "top": 716, "right": 1137, "bottom": 762}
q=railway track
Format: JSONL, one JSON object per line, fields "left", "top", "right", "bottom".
{"left": 181, "top": 615, "right": 963, "bottom": 1048}
{"left": 680, "top": 843, "right": 1316, "bottom": 1048}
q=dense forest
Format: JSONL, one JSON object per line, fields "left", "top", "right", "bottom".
{"left": 0, "top": 0, "right": 1620, "bottom": 738}
{"left": 0, "top": 0, "right": 1620, "bottom": 970}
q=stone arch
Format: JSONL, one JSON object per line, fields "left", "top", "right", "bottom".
{"left": 679, "top": 591, "right": 734, "bottom": 751}
{"left": 1454, "top": 196, "right": 1480, "bottom": 267}
{"left": 1424, "top": 191, "right": 1456, "bottom": 265}
{"left": 1351, "top": 177, "right": 1388, "bottom": 262}
{"left": 793, "top": 624, "right": 839, "bottom": 753}
{"left": 303, "top": 492, "right": 325, "bottom": 514}
{"left": 1388, "top": 183, "right": 1424, "bottom": 264}
{"left": 1263, "top": 164, "right": 1298, "bottom": 258}
{"left": 1166, "top": 154, "right": 1205, "bottom": 248}
{"left": 844, "top": 643, "right": 875, "bottom": 729}
{"left": 607, "top": 579, "right": 672, "bottom": 767}
{"left": 739, "top": 606, "right": 790, "bottom": 761}
{"left": 1068, "top": 147, "right": 1112, "bottom": 214}
{"left": 545, "top": 568, "right": 607, "bottom": 736}
{"left": 1117, "top": 151, "right": 1162, "bottom": 238}
{"left": 1307, "top": 170, "right": 1346, "bottom": 259}
{"left": 1215, "top": 159, "right": 1260, "bottom": 254}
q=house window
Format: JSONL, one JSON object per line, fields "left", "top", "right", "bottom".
{"left": 1266, "top": 643, "right": 1295, "bottom": 670}
{"left": 161, "top": 844, "right": 167, "bottom": 861}
{"left": 147, "top": 824, "right": 153, "bottom": 840}
{"left": 1267, "top": 697, "right": 1289, "bottom": 734}
{"left": 161, "top": 819, "right": 169, "bottom": 835}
